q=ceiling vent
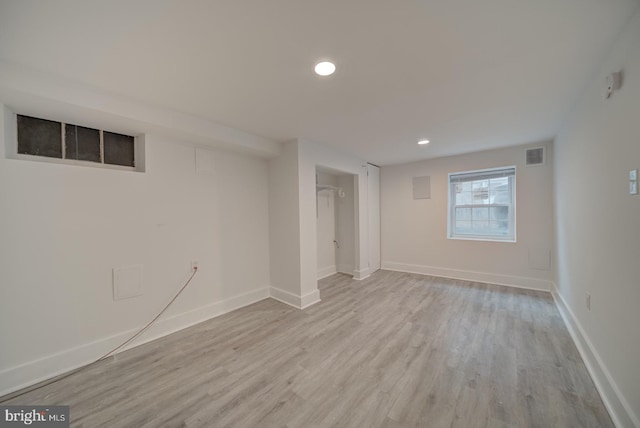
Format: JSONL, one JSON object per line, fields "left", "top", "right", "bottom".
{"left": 525, "top": 147, "right": 545, "bottom": 166}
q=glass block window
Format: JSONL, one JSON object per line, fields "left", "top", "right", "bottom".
{"left": 18, "top": 115, "right": 62, "bottom": 159}
{"left": 103, "top": 131, "right": 135, "bottom": 167}
{"left": 65, "top": 124, "right": 101, "bottom": 163}
{"left": 16, "top": 114, "right": 135, "bottom": 169}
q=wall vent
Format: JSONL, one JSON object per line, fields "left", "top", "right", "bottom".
{"left": 412, "top": 176, "right": 431, "bottom": 199}
{"left": 525, "top": 147, "right": 545, "bottom": 166}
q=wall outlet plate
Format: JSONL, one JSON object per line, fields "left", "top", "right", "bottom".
{"left": 630, "top": 169, "right": 637, "bottom": 181}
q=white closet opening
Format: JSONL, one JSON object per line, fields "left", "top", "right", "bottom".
{"left": 316, "top": 167, "right": 356, "bottom": 279}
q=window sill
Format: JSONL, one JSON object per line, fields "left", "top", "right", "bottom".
{"left": 8, "top": 153, "right": 140, "bottom": 172}
{"left": 448, "top": 236, "right": 517, "bottom": 243}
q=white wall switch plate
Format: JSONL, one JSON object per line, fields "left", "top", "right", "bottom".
{"left": 630, "top": 169, "right": 638, "bottom": 181}
{"left": 631, "top": 181, "right": 638, "bottom": 195}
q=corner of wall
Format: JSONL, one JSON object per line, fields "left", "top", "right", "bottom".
{"left": 269, "top": 286, "right": 320, "bottom": 310}
{"left": 381, "top": 261, "right": 552, "bottom": 292}
{"left": 3, "top": 104, "right": 17, "bottom": 159}
{"left": 0, "top": 286, "right": 271, "bottom": 397}
{"left": 551, "top": 283, "right": 639, "bottom": 428}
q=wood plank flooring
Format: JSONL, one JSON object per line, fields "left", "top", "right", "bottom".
{"left": 2, "top": 270, "right": 612, "bottom": 427}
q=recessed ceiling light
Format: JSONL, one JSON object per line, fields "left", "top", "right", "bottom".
{"left": 315, "top": 61, "right": 336, "bottom": 76}
{"left": 418, "top": 139, "right": 430, "bottom": 145}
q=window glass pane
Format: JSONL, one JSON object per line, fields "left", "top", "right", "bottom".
{"left": 472, "top": 207, "right": 492, "bottom": 234}
{"left": 456, "top": 220, "right": 471, "bottom": 232}
{"left": 104, "top": 132, "right": 134, "bottom": 167}
{"left": 489, "top": 177, "right": 510, "bottom": 204}
{"left": 472, "top": 180, "right": 489, "bottom": 204}
{"left": 456, "top": 207, "right": 471, "bottom": 220}
{"left": 489, "top": 206, "right": 510, "bottom": 234}
{"left": 490, "top": 206, "right": 509, "bottom": 221}
{"left": 17, "top": 115, "right": 62, "bottom": 158}
{"left": 454, "top": 182, "right": 474, "bottom": 205}
{"left": 471, "top": 207, "right": 489, "bottom": 221}
{"left": 65, "top": 124, "right": 101, "bottom": 162}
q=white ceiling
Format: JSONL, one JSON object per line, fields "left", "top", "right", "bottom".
{"left": 0, "top": 0, "right": 638, "bottom": 165}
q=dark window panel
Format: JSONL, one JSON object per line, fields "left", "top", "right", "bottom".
{"left": 103, "top": 132, "right": 135, "bottom": 167}
{"left": 17, "top": 115, "right": 62, "bottom": 158}
{"left": 65, "top": 124, "right": 101, "bottom": 163}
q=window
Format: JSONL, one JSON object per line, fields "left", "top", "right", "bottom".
{"left": 65, "top": 124, "right": 101, "bottom": 162}
{"left": 103, "top": 131, "right": 135, "bottom": 167}
{"left": 16, "top": 114, "right": 136, "bottom": 168}
{"left": 448, "top": 166, "right": 516, "bottom": 242}
{"left": 17, "top": 115, "right": 62, "bottom": 159}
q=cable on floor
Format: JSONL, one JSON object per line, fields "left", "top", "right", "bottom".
{"left": 0, "top": 267, "right": 199, "bottom": 404}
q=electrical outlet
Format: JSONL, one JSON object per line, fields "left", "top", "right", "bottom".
{"left": 585, "top": 292, "right": 591, "bottom": 311}
{"left": 191, "top": 260, "right": 199, "bottom": 271}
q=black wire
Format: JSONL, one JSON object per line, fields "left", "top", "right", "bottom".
{"left": 0, "top": 268, "right": 198, "bottom": 404}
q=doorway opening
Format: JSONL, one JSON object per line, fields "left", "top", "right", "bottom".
{"left": 316, "top": 167, "right": 356, "bottom": 279}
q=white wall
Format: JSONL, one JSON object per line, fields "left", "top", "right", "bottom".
{"left": 553, "top": 10, "right": 640, "bottom": 427}
{"left": 336, "top": 174, "right": 356, "bottom": 275}
{"left": 316, "top": 170, "right": 358, "bottom": 279}
{"left": 367, "top": 164, "right": 381, "bottom": 272}
{"left": 0, "top": 61, "right": 280, "bottom": 158}
{"left": 268, "top": 138, "right": 371, "bottom": 308}
{"left": 298, "top": 139, "right": 371, "bottom": 284}
{"left": 381, "top": 142, "right": 554, "bottom": 290}
{"left": 316, "top": 171, "right": 338, "bottom": 279}
{"left": 268, "top": 141, "right": 301, "bottom": 300}
{"left": 0, "top": 108, "right": 271, "bottom": 395}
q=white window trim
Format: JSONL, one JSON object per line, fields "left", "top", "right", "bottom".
{"left": 447, "top": 166, "right": 517, "bottom": 243}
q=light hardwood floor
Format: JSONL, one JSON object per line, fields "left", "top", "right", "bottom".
{"left": 3, "top": 270, "right": 612, "bottom": 427}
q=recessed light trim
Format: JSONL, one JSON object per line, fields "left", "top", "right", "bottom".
{"left": 418, "top": 139, "right": 430, "bottom": 145}
{"left": 315, "top": 61, "right": 336, "bottom": 76}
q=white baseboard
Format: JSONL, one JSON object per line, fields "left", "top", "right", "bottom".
{"left": 381, "top": 261, "right": 552, "bottom": 292}
{"left": 300, "top": 289, "right": 321, "bottom": 309}
{"left": 336, "top": 264, "right": 354, "bottom": 276}
{"left": 269, "top": 286, "right": 321, "bottom": 310}
{"left": 551, "top": 283, "right": 639, "bottom": 428}
{"left": 0, "top": 286, "right": 270, "bottom": 398}
{"left": 317, "top": 265, "right": 337, "bottom": 280}
{"left": 353, "top": 266, "right": 375, "bottom": 280}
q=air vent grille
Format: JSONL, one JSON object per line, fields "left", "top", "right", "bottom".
{"left": 525, "top": 147, "right": 545, "bottom": 166}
